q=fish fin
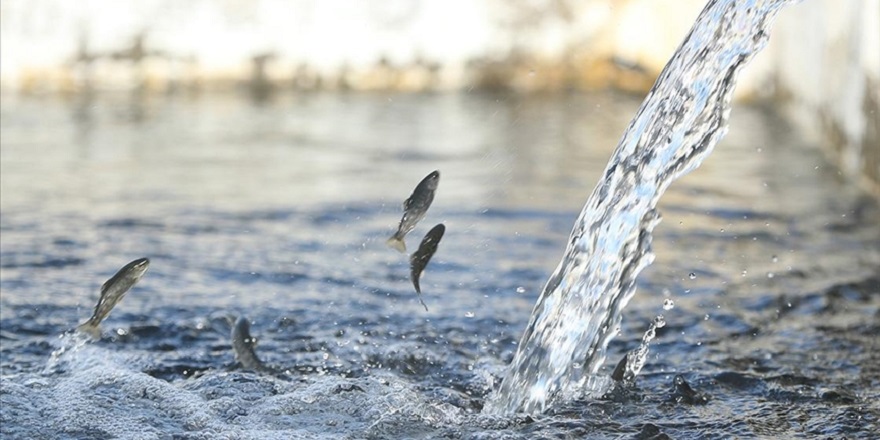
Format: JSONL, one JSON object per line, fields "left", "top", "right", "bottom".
{"left": 75, "top": 321, "right": 102, "bottom": 340}
{"left": 412, "top": 275, "right": 428, "bottom": 310}
{"left": 99, "top": 278, "right": 112, "bottom": 296}
{"left": 386, "top": 236, "right": 407, "bottom": 253}
{"left": 403, "top": 195, "right": 415, "bottom": 211}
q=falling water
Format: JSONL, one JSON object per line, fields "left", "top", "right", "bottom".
{"left": 484, "top": 0, "right": 795, "bottom": 415}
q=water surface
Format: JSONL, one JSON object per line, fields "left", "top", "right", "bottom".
{"left": 1, "top": 91, "right": 879, "bottom": 438}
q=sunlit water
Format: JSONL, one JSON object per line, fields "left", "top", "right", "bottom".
{"left": 2, "top": 88, "right": 879, "bottom": 439}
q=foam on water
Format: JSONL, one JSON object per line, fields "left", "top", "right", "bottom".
{"left": 3, "top": 340, "right": 480, "bottom": 439}
{"left": 484, "top": 0, "right": 795, "bottom": 415}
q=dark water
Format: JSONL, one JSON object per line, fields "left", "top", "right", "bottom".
{"left": 1, "top": 91, "right": 879, "bottom": 438}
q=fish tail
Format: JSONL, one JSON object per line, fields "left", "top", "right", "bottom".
{"left": 386, "top": 235, "right": 407, "bottom": 253}
{"left": 411, "top": 274, "right": 421, "bottom": 294}
{"left": 75, "top": 321, "right": 102, "bottom": 340}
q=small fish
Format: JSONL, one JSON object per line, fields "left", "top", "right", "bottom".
{"left": 409, "top": 223, "right": 445, "bottom": 311}
{"left": 231, "top": 316, "right": 268, "bottom": 372}
{"left": 76, "top": 257, "right": 150, "bottom": 339}
{"left": 387, "top": 170, "right": 440, "bottom": 253}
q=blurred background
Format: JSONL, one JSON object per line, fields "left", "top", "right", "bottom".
{"left": 1, "top": 0, "right": 877, "bottom": 194}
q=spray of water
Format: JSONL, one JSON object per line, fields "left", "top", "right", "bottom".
{"left": 484, "top": 0, "right": 794, "bottom": 415}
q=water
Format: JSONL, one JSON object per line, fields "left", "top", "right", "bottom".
{"left": 2, "top": 16, "right": 880, "bottom": 440}
{"left": 485, "top": 0, "right": 796, "bottom": 415}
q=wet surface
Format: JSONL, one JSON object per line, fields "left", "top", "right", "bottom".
{"left": 2, "top": 91, "right": 879, "bottom": 438}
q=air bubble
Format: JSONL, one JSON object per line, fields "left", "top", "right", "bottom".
{"left": 688, "top": 273, "right": 697, "bottom": 280}
{"left": 663, "top": 299, "right": 675, "bottom": 310}
{"left": 464, "top": 311, "right": 475, "bottom": 318}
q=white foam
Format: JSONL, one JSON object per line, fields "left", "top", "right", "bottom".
{"left": 5, "top": 344, "right": 479, "bottom": 439}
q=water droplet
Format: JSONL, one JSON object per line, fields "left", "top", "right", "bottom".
{"left": 515, "top": 286, "right": 526, "bottom": 294}
{"left": 688, "top": 272, "right": 697, "bottom": 280}
{"left": 767, "top": 272, "right": 774, "bottom": 278}
{"left": 704, "top": 314, "right": 710, "bottom": 320}
{"left": 663, "top": 298, "right": 675, "bottom": 310}
{"left": 653, "top": 315, "right": 666, "bottom": 328}
{"left": 741, "top": 270, "right": 748, "bottom": 276}
{"left": 465, "top": 311, "right": 475, "bottom": 318}
{"left": 771, "top": 255, "right": 778, "bottom": 263}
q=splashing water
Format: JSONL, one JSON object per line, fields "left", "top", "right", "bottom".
{"left": 619, "top": 314, "right": 667, "bottom": 385}
{"left": 484, "top": 0, "right": 794, "bottom": 415}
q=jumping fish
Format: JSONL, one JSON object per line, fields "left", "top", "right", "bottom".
{"left": 387, "top": 170, "right": 440, "bottom": 253}
{"left": 409, "top": 223, "right": 445, "bottom": 311}
{"left": 231, "top": 316, "right": 268, "bottom": 372}
{"left": 76, "top": 257, "right": 150, "bottom": 339}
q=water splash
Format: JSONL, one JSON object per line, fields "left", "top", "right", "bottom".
{"left": 618, "top": 314, "right": 667, "bottom": 385}
{"left": 484, "top": 0, "right": 794, "bottom": 415}
{"left": 43, "top": 332, "right": 91, "bottom": 375}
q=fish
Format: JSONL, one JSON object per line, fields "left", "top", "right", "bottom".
{"left": 231, "top": 316, "right": 268, "bottom": 372}
{"left": 387, "top": 170, "right": 440, "bottom": 253}
{"left": 409, "top": 223, "right": 445, "bottom": 311}
{"left": 76, "top": 257, "right": 150, "bottom": 339}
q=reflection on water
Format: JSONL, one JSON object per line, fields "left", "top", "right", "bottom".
{"left": 1, "top": 92, "right": 879, "bottom": 438}
{"left": 1, "top": 92, "right": 639, "bottom": 214}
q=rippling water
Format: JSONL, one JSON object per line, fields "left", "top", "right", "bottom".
{"left": 2, "top": 87, "right": 879, "bottom": 438}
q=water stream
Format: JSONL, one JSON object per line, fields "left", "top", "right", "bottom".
{"left": 484, "top": 0, "right": 795, "bottom": 415}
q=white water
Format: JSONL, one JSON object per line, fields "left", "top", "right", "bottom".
{"left": 484, "top": 0, "right": 794, "bottom": 415}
